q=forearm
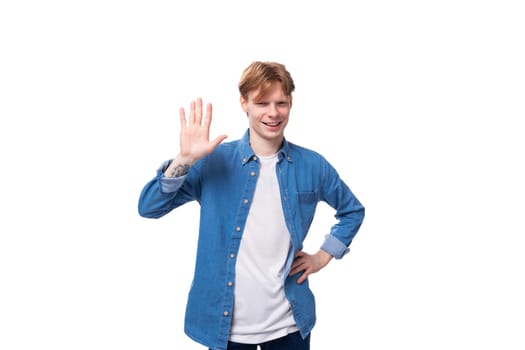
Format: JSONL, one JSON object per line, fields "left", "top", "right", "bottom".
{"left": 138, "top": 177, "right": 179, "bottom": 218}
{"left": 139, "top": 159, "right": 196, "bottom": 218}
{"left": 163, "top": 154, "right": 194, "bottom": 178}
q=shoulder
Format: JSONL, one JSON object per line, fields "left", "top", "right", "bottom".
{"left": 287, "top": 141, "right": 328, "bottom": 164}
{"left": 286, "top": 141, "right": 341, "bottom": 180}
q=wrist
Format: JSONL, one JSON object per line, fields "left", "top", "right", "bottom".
{"left": 164, "top": 159, "right": 191, "bottom": 178}
{"left": 174, "top": 154, "right": 196, "bottom": 166}
{"left": 317, "top": 249, "right": 333, "bottom": 265}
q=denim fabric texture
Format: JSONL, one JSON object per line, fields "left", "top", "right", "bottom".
{"left": 138, "top": 129, "right": 365, "bottom": 350}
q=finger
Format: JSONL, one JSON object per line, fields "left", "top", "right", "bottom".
{"left": 290, "top": 267, "right": 301, "bottom": 277}
{"left": 195, "top": 97, "right": 203, "bottom": 125}
{"left": 179, "top": 107, "right": 187, "bottom": 130}
{"left": 290, "top": 260, "right": 305, "bottom": 276}
{"left": 209, "top": 135, "right": 228, "bottom": 149}
{"left": 189, "top": 100, "right": 196, "bottom": 124}
{"left": 203, "top": 102, "right": 213, "bottom": 130}
{"left": 297, "top": 271, "right": 309, "bottom": 284}
{"left": 294, "top": 251, "right": 305, "bottom": 258}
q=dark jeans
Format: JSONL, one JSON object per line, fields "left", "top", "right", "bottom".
{"left": 210, "top": 331, "right": 310, "bottom": 350}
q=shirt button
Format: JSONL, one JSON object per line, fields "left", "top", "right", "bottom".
{"left": 223, "top": 311, "right": 229, "bottom": 317}
{"left": 227, "top": 281, "right": 233, "bottom": 287}
{"left": 230, "top": 253, "right": 235, "bottom": 258}
{"left": 252, "top": 156, "right": 257, "bottom": 161}
{"left": 236, "top": 226, "right": 241, "bottom": 232}
{"left": 243, "top": 199, "right": 249, "bottom": 204}
{"left": 250, "top": 171, "right": 256, "bottom": 176}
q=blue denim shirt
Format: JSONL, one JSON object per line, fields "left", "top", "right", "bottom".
{"left": 138, "top": 130, "right": 365, "bottom": 350}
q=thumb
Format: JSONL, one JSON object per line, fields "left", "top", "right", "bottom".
{"left": 210, "top": 134, "right": 228, "bottom": 149}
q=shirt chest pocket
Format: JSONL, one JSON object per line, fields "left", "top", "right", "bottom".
{"left": 296, "top": 191, "right": 319, "bottom": 203}
{"left": 295, "top": 191, "right": 320, "bottom": 233}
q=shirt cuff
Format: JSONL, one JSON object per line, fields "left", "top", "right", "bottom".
{"left": 157, "top": 160, "right": 186, "bottom": 193}
{"left": 321, "top": 234, "right": 350, "bottom": 259}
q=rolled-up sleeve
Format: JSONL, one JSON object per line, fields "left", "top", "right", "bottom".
{"left": 321, "top": 234, "right": 350, "bottom": 259}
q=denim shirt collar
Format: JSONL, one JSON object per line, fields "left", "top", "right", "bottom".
{"left": 238, "top": 129, "right": 293, "bottom": 165}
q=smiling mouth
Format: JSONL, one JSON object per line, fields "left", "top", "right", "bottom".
{"left": 262, "top": 121, "right": 281, "bottom": 127}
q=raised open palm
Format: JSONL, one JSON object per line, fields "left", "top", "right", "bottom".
{"left": 179, "top": 97, "right": 227, "bottom": 164}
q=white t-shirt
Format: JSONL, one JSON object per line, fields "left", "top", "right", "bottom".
{"left": 229, "top": 154, "right": 298, "bottom": 343}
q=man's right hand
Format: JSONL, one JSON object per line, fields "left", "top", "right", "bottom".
{"left": 164, "top": 97, "right": 227, "bottom": 177}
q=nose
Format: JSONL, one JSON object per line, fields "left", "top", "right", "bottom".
{"left": 268, "top": 103, "right": 278, "bottom": 116}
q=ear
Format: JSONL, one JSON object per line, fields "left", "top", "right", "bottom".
{"left": 240, "top": 95, "right": 248, "bottom": 113}
{"left": 289, "top": 95, "right": 293, "bottom": 108}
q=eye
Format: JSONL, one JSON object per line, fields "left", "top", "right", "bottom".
{"left": 256, "top": 102, "right": 269, "bottom": 106}
{"left": 278, "top": 102, "right": 289, "bottom": 107}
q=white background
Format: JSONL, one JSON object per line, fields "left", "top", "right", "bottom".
{"left": 1, "top": 1, "right": 524, "bottom": 349}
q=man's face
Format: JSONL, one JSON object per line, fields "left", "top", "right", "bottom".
{"left": 240, "top": 81, "right": 292, "bottom": 145}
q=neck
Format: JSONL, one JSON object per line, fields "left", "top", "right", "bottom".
{"left": 249, "top": 132, "right": 283, "bottom": 157}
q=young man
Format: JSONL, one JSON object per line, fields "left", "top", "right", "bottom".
{"left": 138, "top": 61, "right": 365, "bottom": 350}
